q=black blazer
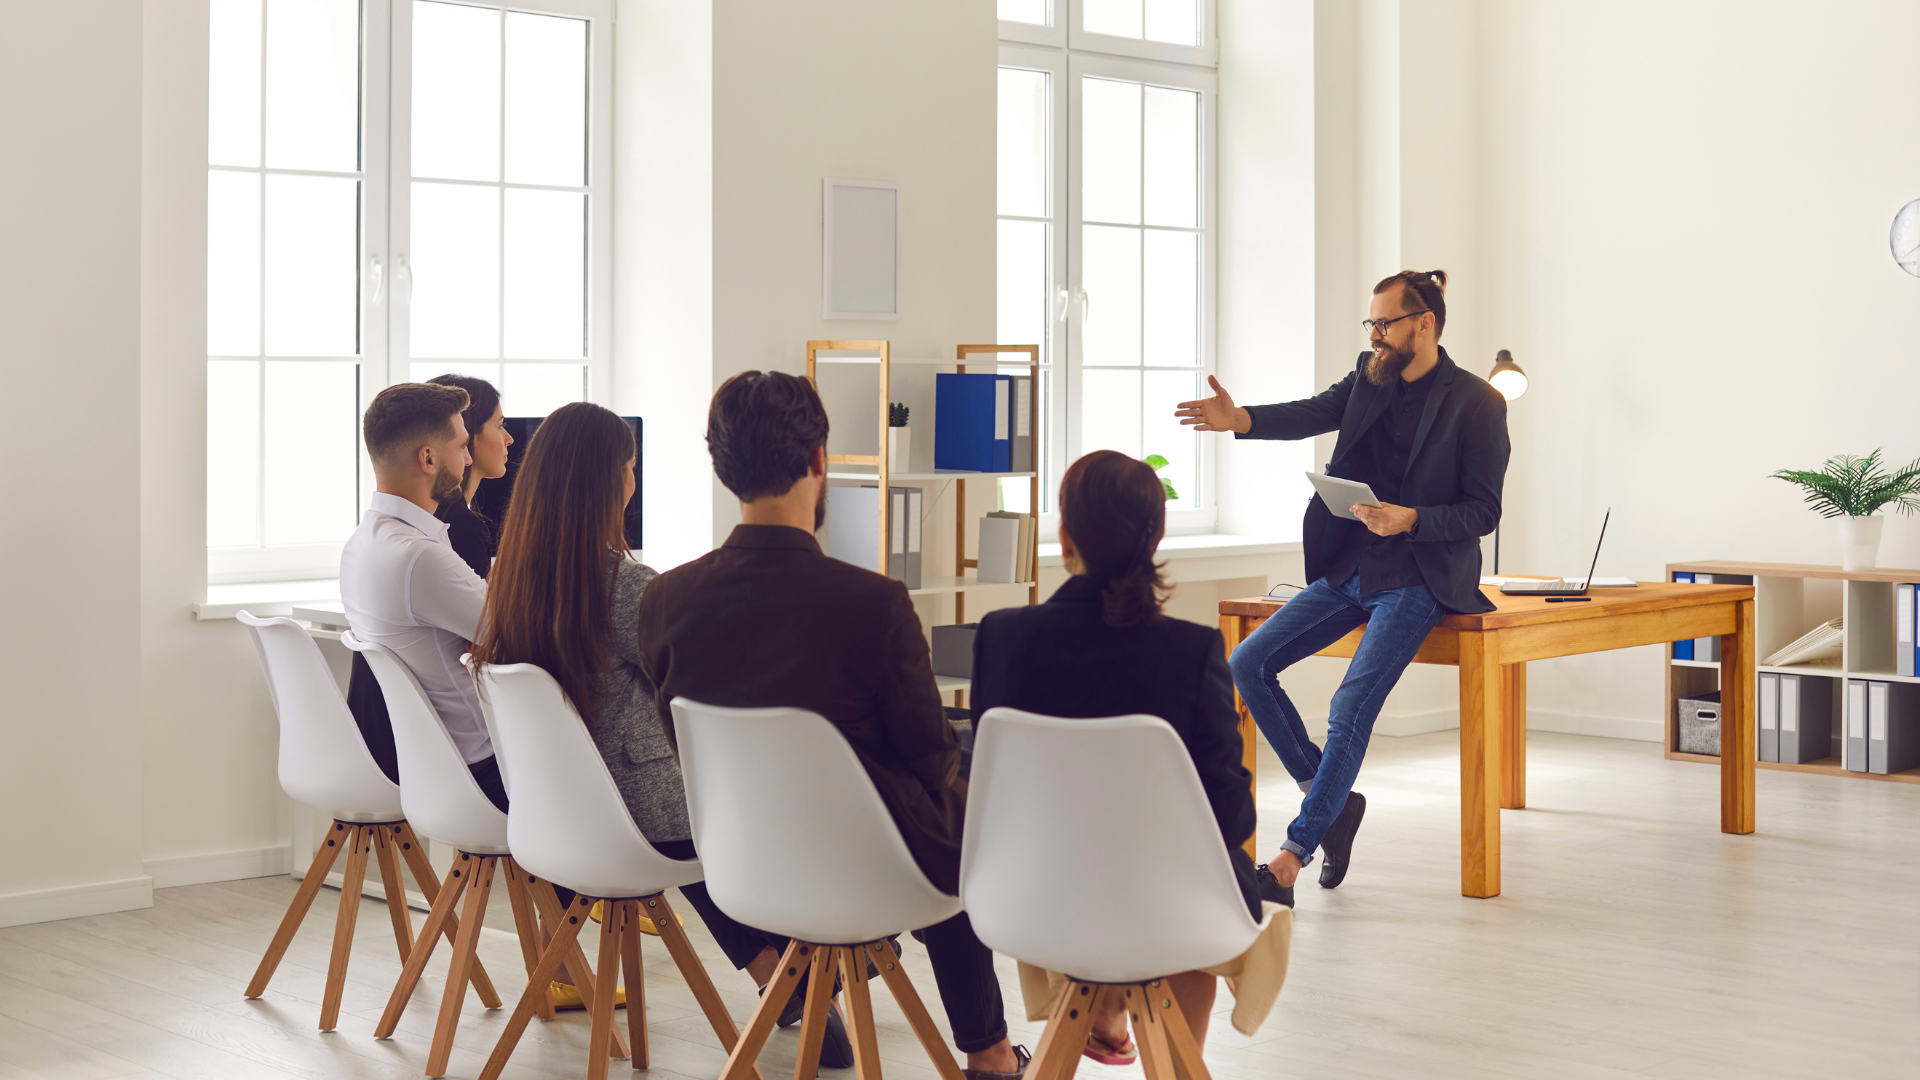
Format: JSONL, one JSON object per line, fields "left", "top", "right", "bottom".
{"left": 636, "top": 525, "right": 966, "bottom": 894}
{"left": 970, "top": 576, "right": 1262, "bottom": 919}
{"left": 1239, "top": 347, "right": 1509, "bottom": 614}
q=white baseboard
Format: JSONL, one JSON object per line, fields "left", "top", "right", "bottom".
{"left": 143, "top": 844, "right": 293, "bottom": 890}
{"left": 1299, "top": 708, "right": 1664, "bottom": 743}
{"left": 0, "top": 876, "right": 154, "bottom": 929}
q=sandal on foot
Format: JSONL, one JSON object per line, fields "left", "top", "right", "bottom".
{"left": 1083, "top": 1033, "right": 1137, "bottom": 1066}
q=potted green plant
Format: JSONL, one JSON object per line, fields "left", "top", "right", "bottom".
{"left": 1770, "top": 449, "right": 1920, "bottom": 570}
{"left": 1144, "top": 454, "right": 1178, "bottom": 501}
{"left": 888, "top": 402, "right": 910, "bottom": 471}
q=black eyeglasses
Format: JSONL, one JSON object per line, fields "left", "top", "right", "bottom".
{"left": 1362, "top": 310, "right": 1427, "bottom": 335}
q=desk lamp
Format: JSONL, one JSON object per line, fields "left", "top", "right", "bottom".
{"left": 1488, "top": 350, "right": 1527, "bottom": 572}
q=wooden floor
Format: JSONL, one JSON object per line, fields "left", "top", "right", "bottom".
{"left": 2, "top": 730, "right": 1916, "bottom": 1079}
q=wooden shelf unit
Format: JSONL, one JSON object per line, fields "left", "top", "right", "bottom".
{"left": 1665, "top": 560, "right": 1920, "bottom": 784}
{"left": 807, "top": 341, "right": 1044, "bottom": 704}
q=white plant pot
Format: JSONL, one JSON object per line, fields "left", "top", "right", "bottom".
{"left": 1838, "top": 514, "right": 1884, "bottom": 571}
{"left": 889, "top": 426, "right": 911, "bottom": 471}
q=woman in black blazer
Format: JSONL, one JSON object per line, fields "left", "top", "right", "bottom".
{"left": 969, "top": 450, "right": 1261, "bottom": 1065}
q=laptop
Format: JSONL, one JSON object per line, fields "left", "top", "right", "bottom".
{"left": 1500, "top": 509, "right": 1612, "bottom": 596}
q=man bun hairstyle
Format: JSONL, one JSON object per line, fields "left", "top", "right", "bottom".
{"left": 363, "top": 382, "right": 470, "bottom": 467}
{"left": 1059, "top": 450, "right": 1170, "bottom": 628}
{"left": 706, "top": 370, "right": 831, "bottom": 502}
{"left": 1372, "top": 268, "right": 1449, "bottom": 338}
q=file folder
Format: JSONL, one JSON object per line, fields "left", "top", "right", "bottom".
{"left": 934, "top": 373, "right": 1012, "bottom": 472}
{"left": 1868, "top": 680, "right": 1920, "bottom": 774}
{"left": 1779, "top": 673, "right": 1834, "bottom": 765}
{"left": 1845, "top": 680, "right": 1871, "bottom": 772}
{"left": 1671, "top": 573, "right": 1694, "bottom": 661}
{"left": 826, "top": 485, "right": 922, "bottom": 588}
{"left": 1901, "top": 583, "right": 1916, "bottom": 678}
{"left": 1758, "top": 672, "right": 1779, "bottom": 763}
{"left": 1011, "top": 376, "right": 1033, "bottom": 473}
{"left": 977, "top": 514, "right": 1022, "bottom": 584}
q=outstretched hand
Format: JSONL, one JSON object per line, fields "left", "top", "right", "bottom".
{"left": 1174, "top": 375, "right": 1251, "bottom": 434}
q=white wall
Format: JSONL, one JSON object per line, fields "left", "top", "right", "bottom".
{"left": 0, "top": 0, "right": 152, "bottom": 925}
{"left": 139, "top": 0, "right": 290, "bottom": 890}
{"left": 1478, "top": 0, "right": 1920, "bottom": 730}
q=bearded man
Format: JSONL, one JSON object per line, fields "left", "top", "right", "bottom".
{"left": 1173, "top": 269, "right": 1510, "bottom": 906}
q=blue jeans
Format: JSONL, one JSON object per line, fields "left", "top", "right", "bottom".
{"left": 1228, "top": 575, "right": 1444, "bottom": 865}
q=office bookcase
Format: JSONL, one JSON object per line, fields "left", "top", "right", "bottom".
{"left": 807, "top": 341, "right": 1043, "bottom": 701}
{"left": 1665, "top": 560, "right": 1920, "bottom": 784}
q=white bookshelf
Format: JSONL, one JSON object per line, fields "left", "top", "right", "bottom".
{"left": 1665, "top": 560, "right": 1920, "bottom": 784}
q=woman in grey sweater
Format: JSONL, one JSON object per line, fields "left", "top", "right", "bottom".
{"left": 469, "top": 402, "right": 786, "bottom": 980}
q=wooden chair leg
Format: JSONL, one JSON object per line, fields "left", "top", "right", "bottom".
{"left": 792, "top": 945, "right": 836, "bottom": 1080}
{"left": 501, "top": 860, "right": 556, "bottom": 1021}
{"left": 866, "top": 939, "right": 967, "bottom": 1080}
{"left": 374, "top": 852, "right": 473, "bottom": 1039}
{"left": 246, "top": 820, "right": 349, "bottom": 999}
{"left": 648, "top": 891, "right": 754, "bottom": 1074}
{"left": 394, "top": 827, "right": 502, "bottom": 1008}
{"left": 1147, "top": 979, "right": 1211, "bottom": 1080}
{"left": 319, "top": 825, "right": 373, "bottom": 1031}
{"left": 588, "top": 895, "right": 625, "bottom": 1080}
{"left": 427, "top": 856, "right": 495, "bottom": 1077}
{"left": 1129, "top": 986, "right": 1170, "bottom": 1080}
{"left": 837, "top": 945, "right": 882, "bottom": 1080}
{"left": 479, "top": 894, "right": 595, "bottom": 1080}
{"left": 1026, "top": 979, "right": 1097, "bottom": 1080}
{"left": 619, "top": 901, "right": 648, "bottom": 1071}
{"left": 371, "top": 824, "right": 416, "bottom": 963}
{"left": 718, "top": 939, "right": 810, "bottom": 1080}
{"left": 528, "top": 882, "right": 631, "bottom": 1059}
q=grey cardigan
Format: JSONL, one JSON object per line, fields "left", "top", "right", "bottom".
{"left": 594, "top": 558, "right": 691, "bottom": 844}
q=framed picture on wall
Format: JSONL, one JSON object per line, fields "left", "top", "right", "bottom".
{"left": 823, "top": 177, "right": 901, "bottom": 320}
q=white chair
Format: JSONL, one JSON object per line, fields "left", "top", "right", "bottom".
{"left": 670, "top": 697, "right": 970, "bottom": 1080}
{"left": 345, "top": 633, "right": 627, "bottom": 1076}
{"left": 960, "top": 707, "right": 1278, "bottom": 1080}
{"left": 235, "top": 612, "right": 498, "bottom": 1032}
{"left": 474, "top": 663, "right": 753, "bottom": 1080}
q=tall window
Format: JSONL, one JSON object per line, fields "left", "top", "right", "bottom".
{"left": 998, "top": 0, "right": 1216, "bottom": 531}
{"left": 207, "top": 0, "right": 610, "bottom": 583}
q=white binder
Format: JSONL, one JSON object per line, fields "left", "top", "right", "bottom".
{"left": 1845, "top": 680, "right": 1871, "bottom": 772}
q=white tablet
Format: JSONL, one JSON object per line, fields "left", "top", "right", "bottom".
{"left": 1306, "top": 472, "right": 1382, "bottom": 521}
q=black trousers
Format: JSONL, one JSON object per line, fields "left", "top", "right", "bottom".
{"left": 919, "top": 911, "right": 1008, "bottom": 1054}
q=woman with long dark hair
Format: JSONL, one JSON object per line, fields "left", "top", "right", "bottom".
{"left": 969, "top": 450, "right": 1278, "bottom": 1065}
{"left": 467, "top": 403, "right": 806, "bottom": 1028}
{"left": 426, "top": 373, "right": 513, "bottom": 576}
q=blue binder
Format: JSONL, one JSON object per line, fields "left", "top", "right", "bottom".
{"left": 1671, "top": 573, "right": 1694, "bottom": 660}
{"left": 934, "top": 373, "right": 1012, "bottom": 472}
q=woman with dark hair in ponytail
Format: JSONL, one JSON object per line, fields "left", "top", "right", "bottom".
{"left": 970, "top": 450, "right": 1278, "bottom": 1066}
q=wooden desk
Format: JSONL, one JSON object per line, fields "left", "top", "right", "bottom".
{"left": 1219, "top": 581, "right": 1757, "bottom": 898}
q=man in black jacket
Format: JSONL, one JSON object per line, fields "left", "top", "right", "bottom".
{"left": 1175, "top": 269, "right": 1509, "bottom": 905}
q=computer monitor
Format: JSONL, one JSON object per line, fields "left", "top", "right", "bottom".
{"left": 471, "top": 415, "right": 642, "bottom": 551}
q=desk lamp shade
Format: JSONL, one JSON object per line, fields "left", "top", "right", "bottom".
{"left": 1488, "top": 350, "right": 1528, "bottom": 401}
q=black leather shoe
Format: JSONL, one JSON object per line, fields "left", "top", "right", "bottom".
{"left": 1318, "top": 791, "right": 1367, "bottom": 889}
{"left": 769, "top": 967, "right": 842, "bottom": 1029}
{"left": 1254, "top": 863, "right": 1295, "bottom": 908}
{"left": 818, "top": 1003, "right": 854, "bottom": 1069}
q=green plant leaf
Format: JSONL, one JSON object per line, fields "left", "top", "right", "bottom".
{"left": 1161, "top": 478, "right": 1179, "bottom": 501}
{"left": 1144, "top": 454, "right": 1170, "bottom": 471}
{"left": 1770, "top": 448, "right": 1920, "bottom": 518}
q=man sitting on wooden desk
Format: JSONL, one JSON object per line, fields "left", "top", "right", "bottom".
{"left": 1176, "top": 269, "right": 1510, "bottom": 905}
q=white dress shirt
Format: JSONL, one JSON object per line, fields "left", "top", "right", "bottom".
{"left": 341, "top": 492, "right": 493, "bottom": 763}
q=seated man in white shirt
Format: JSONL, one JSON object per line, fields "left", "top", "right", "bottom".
{"left": 340, "top": 382, "right": 504, "bottom": 805}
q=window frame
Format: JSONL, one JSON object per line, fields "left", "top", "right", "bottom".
{"left": 1000, "top": 23, "right": 1219, "bottom": 536}
{"left": 1070, "top": 0, "right": 1216, "bottom": 67}
{"left": 206, "top": 0, "right": 613, "bottom": 584}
